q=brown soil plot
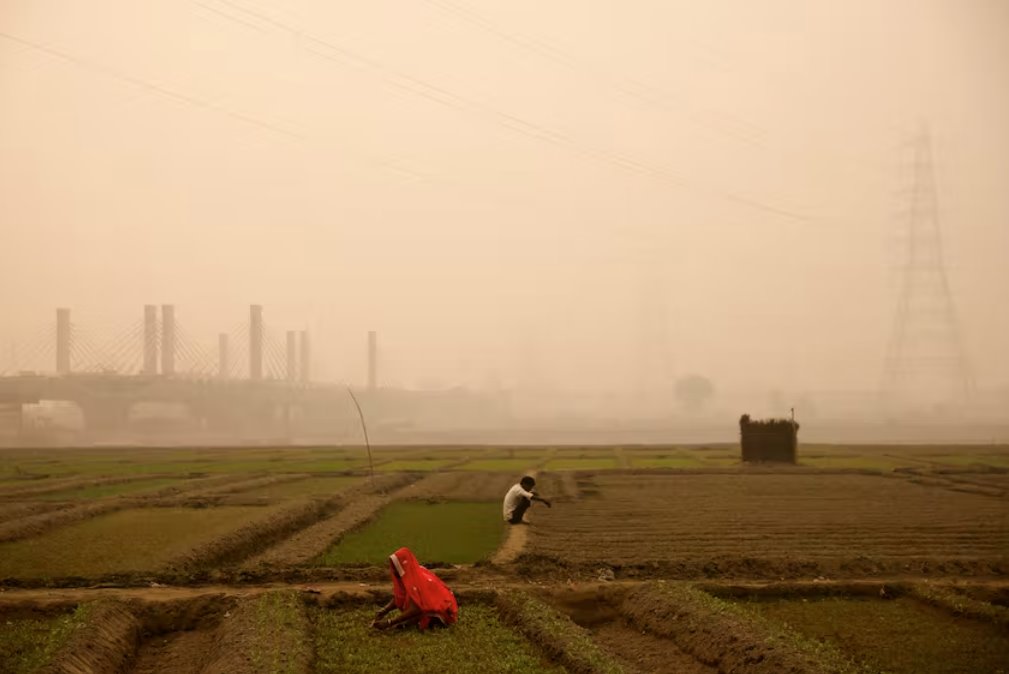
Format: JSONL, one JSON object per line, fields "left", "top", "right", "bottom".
{"left": 528, "top": 473, "right": 1009, "bottom": 572}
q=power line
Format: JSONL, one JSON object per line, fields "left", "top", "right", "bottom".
{"left": 194, "top": 0, "right": 810, "bottom": 222}
{"left": 0, "top": 31, "right": 302, "bottom": 140}
{"left": 0, "top": 29, "right": 432, "bottom": 185}
{"left": 418, "top": 0, "right": 765, "bottom": 146}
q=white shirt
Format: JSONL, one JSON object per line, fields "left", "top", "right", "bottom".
{"left": 502, "top": 483, "right": 534, "bottom": 521}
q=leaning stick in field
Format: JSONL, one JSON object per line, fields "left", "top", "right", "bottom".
{"left": 346, "top": 386, "right": 375, "bottom": 488}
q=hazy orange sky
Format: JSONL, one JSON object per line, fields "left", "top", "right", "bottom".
{"left": 2, "top": 0, "right": 1007, "bottom": 408}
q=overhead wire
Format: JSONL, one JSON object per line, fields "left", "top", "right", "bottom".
{"left": 0, "top": 30, "right": 427, "bottom": 182}
{"left": 0, "top": 31, "right": 301, "bottom": 140}
{"left": 192, "top": 0, "right": 811, "bottom": 222}
{"left": 417, "top": 0, "right": 765, "bottom": 146}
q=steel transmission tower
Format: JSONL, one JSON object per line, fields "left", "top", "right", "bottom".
{"left": 882, "top": 128, "right": 972, "bottom": 409}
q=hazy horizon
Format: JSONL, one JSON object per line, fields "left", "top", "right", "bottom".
{"left": 3, "top": 0, "right": 1008, "bottom": 418}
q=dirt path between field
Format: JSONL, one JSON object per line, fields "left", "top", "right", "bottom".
{"left": 492, "top": 523, "right": 528, "bottom": 565}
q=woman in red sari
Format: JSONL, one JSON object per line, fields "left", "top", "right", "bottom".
{"left": 371, "top": 547, "right": 459, "bottom": 630}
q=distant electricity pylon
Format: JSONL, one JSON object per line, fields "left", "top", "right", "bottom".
{"left": 881, "top": 127, "right": 973, "bottom": 409}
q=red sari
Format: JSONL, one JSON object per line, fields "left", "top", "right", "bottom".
{"left": 389, "top": 547, "right": 458, "bottom": 630}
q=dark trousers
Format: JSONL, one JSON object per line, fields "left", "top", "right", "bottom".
{"left": 509, "top": 497, "right": 531, "bottom": 524}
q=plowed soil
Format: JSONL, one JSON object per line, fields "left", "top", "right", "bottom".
{"left": 529, "top": 473, "right": 1009, "bottom": 571}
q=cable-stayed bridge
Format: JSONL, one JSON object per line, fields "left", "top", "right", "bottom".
{"left": 0, "top": 305, "right": 509, "bottom": 446}
{"left": 0, "top": 305, "right": 348, "bottom": 442}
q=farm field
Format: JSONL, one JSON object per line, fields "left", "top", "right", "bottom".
{"left": 315, "top": 501, "right": 504, "bottom": 565}
{"left": 0, "top": 443, "right": 1007, "bottom": 672}
{"left": 4, "top": 582, "right": 1005, "bottom": 674}
{"left": 542, "top": 457, "right": 619, "bottom": 471}
{"left": 34, "top": 477, "right": 188, "bottom": 500}
{"left": 375, "top": 459, "right": 456, "bottom": 472}
{"left": 0, "top": 505, "right": 281, "bottom": 577}
{"left": 734, "top": 594, "right": 1009, "bottom": 673}
{"left": 528, "top": 472, "right": 1009, "bottom": 571}
{"left": 241, "top": 475, "right": 361, "bottom": 499}
{"left": 398, "top": 470, "right": 531, "bottom": 501}
{"left": 0, "top": 606, "right": 86, "bottom": 674}
{"left": 311, "top": 604, "right": 564, "bottom": 673}
{"left": 461, "top": 458, "right": 543, "bottom": 471}
{"left": 630, "top": 455, "right": 710, "bottom": 468}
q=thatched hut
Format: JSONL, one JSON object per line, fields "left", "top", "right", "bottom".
{"left": 739, "top": 414, "right": 798, "bottom": 463}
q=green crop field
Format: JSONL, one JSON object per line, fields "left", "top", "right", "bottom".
{"left": 310, "top": 604, "right": 563, "bottom": 674}
{"left": 552, "top": 450, "right": 617, "bottom": 459}
{"left": 800, "top": 455, "right": 908, "bottom": 470}
{"left": 737, "top": 595, "right": 1009, "bottom": 674}
{"left": 0, "top": 505, "right": 280, "bottom": 578}
{"left": 541, "top": 458, "right": 619, "bottom": 471}
{"left": 460, "top": 459, "right": 541, "bottom": 472}
{"left": 0, "top": 448, "right": 365, "bottom": 479}
{"left": 315, "top": 501, "right": 504, "bottom": 565}
{"left": 0, "top": 606, "right": 88, "bottom": 674}
{"left": 243, "top": 476, "right": 361, "bottom": 499}
{"left": 630, "top": 456, "right": 708, "bottom": 468}
{"left": 375, "top": 460, "right": 455, "bottom": 472}
{"left": 924, "top": 454, "right": 1009, "bottom": 468}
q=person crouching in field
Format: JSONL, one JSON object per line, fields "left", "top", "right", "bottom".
{"left": 503, "top": 475, "right": 551, "bottom": 525}
{"left": 372, "top": 547, "right": 458, "bottom": 631}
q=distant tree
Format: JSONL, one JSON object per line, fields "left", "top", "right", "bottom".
{"left": 675, "top": 375, "right": 715, "bottom": 412}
